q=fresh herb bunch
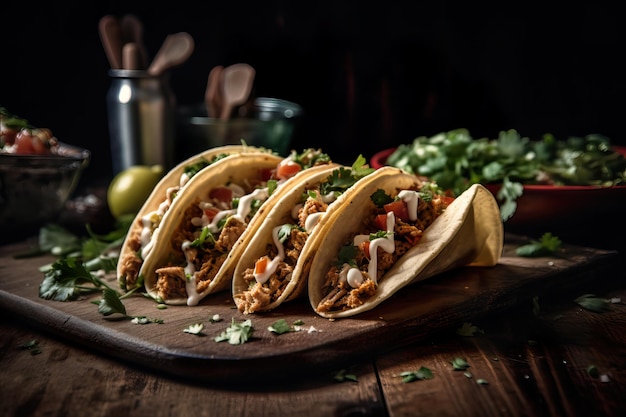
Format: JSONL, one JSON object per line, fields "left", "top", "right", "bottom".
{"left": 386, "top": 128, "right": 626, "bottom": 220}
{"left": 32, "top": 218, "right": 135, "bottom": 317}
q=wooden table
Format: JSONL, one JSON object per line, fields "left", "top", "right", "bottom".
{"left": 1, "top": 232, "right": 625, "bottom": 417}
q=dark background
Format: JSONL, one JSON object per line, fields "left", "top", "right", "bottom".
{"left": 2, "top": 1, "right": 625, "bottom": 186}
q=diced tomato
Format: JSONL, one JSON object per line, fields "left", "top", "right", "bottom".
{"left": 374, "top": 214, "right": 388, "bottom": 231}
{"left": 275, "top": 161, "right": 302, "bottom": 180}
{"left": 209, "top": 186, "right": 233, "bottom": 203}
{"left": 14, "top": 130, "right": 37, "bottom": 154}
{"left": 405, "top": 234, "right": 422, "bottom": 246}
{"left": 258, "top": 167, "right": 274, "bottom": 181}
{"left": 254, "top": 256, "right": 270, "bottom": 274}
{"left": 203, "top": 207, "right": 220, "bottom": 221}
{"left": 383, "top": 200, "right": 410, "bottom": 222}
{"left": 359, "top": 241, "right": 371, "bottom": 260}
{"left": 441, "top": 195, "right": 455, "bottom": 206}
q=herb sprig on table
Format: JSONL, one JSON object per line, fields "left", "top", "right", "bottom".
{"left": 30, "top": 219, "right": 136, "bottom": 317}
{"left": 386, "top": 129, "right": 626, "bottom": 220}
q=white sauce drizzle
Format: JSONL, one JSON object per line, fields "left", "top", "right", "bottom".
{"left": 321, "top": 192, "right": 336, "bottom": 204}
{"left": 342, "top": 189, "right": 420, "bottom": 288}
{"left": 232, "top": 188, "right": 269, "bottom": 223}
{"left": 398, "top": 190, "right": 419, "bottom": 221}
{"left": 254, "top": 225, "right": 286, "bottom": 284}
{"left": 177, "top": 183, "right": 271, "bottom": 305}
{"left": 304, "top": 212, "right": 324, "bottom": 232}
{"left": 181, "top": 240, "right": 202, "bottom": 306}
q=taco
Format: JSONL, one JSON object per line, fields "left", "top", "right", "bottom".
{"left": 117, "top": 144, "right": 271, "bottom": 292}
{"left": 232, "top": 156, "right": 378, "bottom": 314}
{"left": 141, "top": 149, "right": 333, "bottom": 305}
{"left": 307, "top": 167, "right": 504, "bottom": 319}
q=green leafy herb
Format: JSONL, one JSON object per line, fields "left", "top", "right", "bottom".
{"left": 335, "top": 244, "right": 357, "bottom": 268}
{"left": 184, "top": 323, "right": 205, "bottom": 335}
{"left": 19, "top": 339, "right": 41, "bottom": 355}
{"left": 516, "top": 233, "right": 562, "bottom": 257}
{"left": 399, "top": 366, "right": 434, "bottom": 383}
{"left": 91, "top": 287, "right": 127, "bottom": 316}
{"left": 320, "top": 155, "right": 374, "bottom": 196}
{"left": 268, "top": 318, "right": 292, "bottom": 334}
{"left": 386, "top": 129, "right": 626, "bottom": 221}
{"left": 277, "top": 224, "right": 300, "bottom": 244}
{"left": 476, "top": 378, "right": 489, "bottom": 385}
{"left": 451, "top": 357, "right": 470, "bottom": 371}
{"left": 131, "top": 316, "right": 163, "bottom": 324}
{"left": 333, "top": 369, "right": 358, "bottom": 382}
{"left": 456, "top": 322, "right": 484, "bottom": 337}
{"left": 214, "top": 318, "right": 253, "bottom": 344}
{"left": 369, "top": 230, "right": 390, "bottom": 240}
{"left": 587, "top": 365, "right": 600, "bottom": 378}
{"left": 190, "top": 226, "right": 216, "bottom": 247}
{"left": 370, "top": 189, "right": 394, "bottom": 207}
{"left": 574, "top": 294, "right": 612, "bottom": 313}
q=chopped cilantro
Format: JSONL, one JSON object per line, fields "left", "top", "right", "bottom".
{"left": 370, "top": 189, "right": 393, "bottom": 207}
{"left": 386, "top": 129, "right": 626, "bottom": 221}
{"left": 268, "top": 318, "right": 292, "bottom": 334}
{"left": 277, "top": 224, "right": 299, "bottom": 243}
{"left": 333, "top": 369, "right": 358, "bottom": 382}
{"left": 319, "top": 155, "right": 374, "bottom": 196}
{"left": 456, "top": 322, "right": 484, "bottom": 337}
{"left": 451, "top": 357, "right": 470, "bottom": 371}
{"left": 184, "top": 323, "right": 205, "bottom": 335}
{"left": 369, "top": 230, "right": 390, "bottom": 240}
{"left": 335, "top": 245, "right": 357, "bottom": 268}
{"left": 190, "top": 226, "right": 216, "bottom": 247}
{"left": 399, "top": 366, "right": 434, "bottom": 383}
{"left": 574, "top": 294, "right": 612, "bottom": 312}
{"left": 214, "top": 318, "right": 254, "bottom": 344}
{"left": 516, "top": 233, "right": 562, "bottom": 257}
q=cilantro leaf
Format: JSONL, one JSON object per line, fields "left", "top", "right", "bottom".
{"left": 319, "top": 155, "right": 374, "bottom": 196}
{"left": 268, "top": 318, "right": 292, "bottom": 334}
{"left": 451, "top": 357, "right": 470, "bottom": 371}
{"left": 91, "top": 287, "right": 127, "bottom": 316}
{"left": 456, "top": 322, "right": 484, "bottom": 337}
{"left": 184, "top": 323, "right": 205, "bottom": 335}
{"left": 333, "top": 369, "right": 358, "bottom": 382}
{"left": 214, "top": 318, "right": 254, "bottom": 344}
{"left": 39, "top": 258, "right": 101, "bottom": 301}
{"left": 399, "top": 366, "right": 434, "bottom": 383}
{"left": 574, "top": 294, "right": 612, "bottom": 313}
{"left": 370, "top": 189, "right": 393, "bottom": 207}
{"left": 516, "top": 233, "right": 562, "bottom": 257}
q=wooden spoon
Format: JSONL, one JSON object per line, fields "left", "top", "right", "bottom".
{"left": 120, "top": 14, "right": 149, "bottom": 69}
{"left": 122, "top": 42, "right": 140, "bottom": 70}
{"left": 98, "top": 15, "right": 123, "bottom": 69}
{"left": 147, "top": 32, "right": 195, "bottom": 76}
{"left": 205, "top": 65, "right": 224, "bottom": 118}
{"left": 219, "top": 63, "right": 256, "bottom": 120}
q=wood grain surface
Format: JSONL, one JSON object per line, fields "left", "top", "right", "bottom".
{"left": 0, "top": 234, "right": 619, "bottom": 385}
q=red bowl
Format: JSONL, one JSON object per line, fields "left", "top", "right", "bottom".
{"left": 371, "top": 147, "right": 626, "bottom": 237}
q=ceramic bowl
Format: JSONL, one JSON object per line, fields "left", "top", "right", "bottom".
{"left": 0, "top": 142, "right": 90, "bottom": 237}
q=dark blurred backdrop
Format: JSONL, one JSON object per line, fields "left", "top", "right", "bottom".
{"left": 3, "top": 1, "right": 625, "bottom": 186}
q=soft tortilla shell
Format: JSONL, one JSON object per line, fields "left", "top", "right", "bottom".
{"left": 307, "top": 170, "right": 503, "bottom": 319}
{"left": 141, "top": 152, "right": 285, "bottom": 304}
{"left": 232, "top": 164, "right": 342, "bottom": 312}
{"left": 116, "top": 144, "right": 269, "bottom": 290}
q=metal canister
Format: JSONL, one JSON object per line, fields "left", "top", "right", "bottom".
{"left": 106, "top": 69, "right": 175, "bottom": 175}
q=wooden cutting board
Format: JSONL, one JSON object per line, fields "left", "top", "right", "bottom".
{"left": 0, "top": 234, "right": 618, "bottom": 384}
